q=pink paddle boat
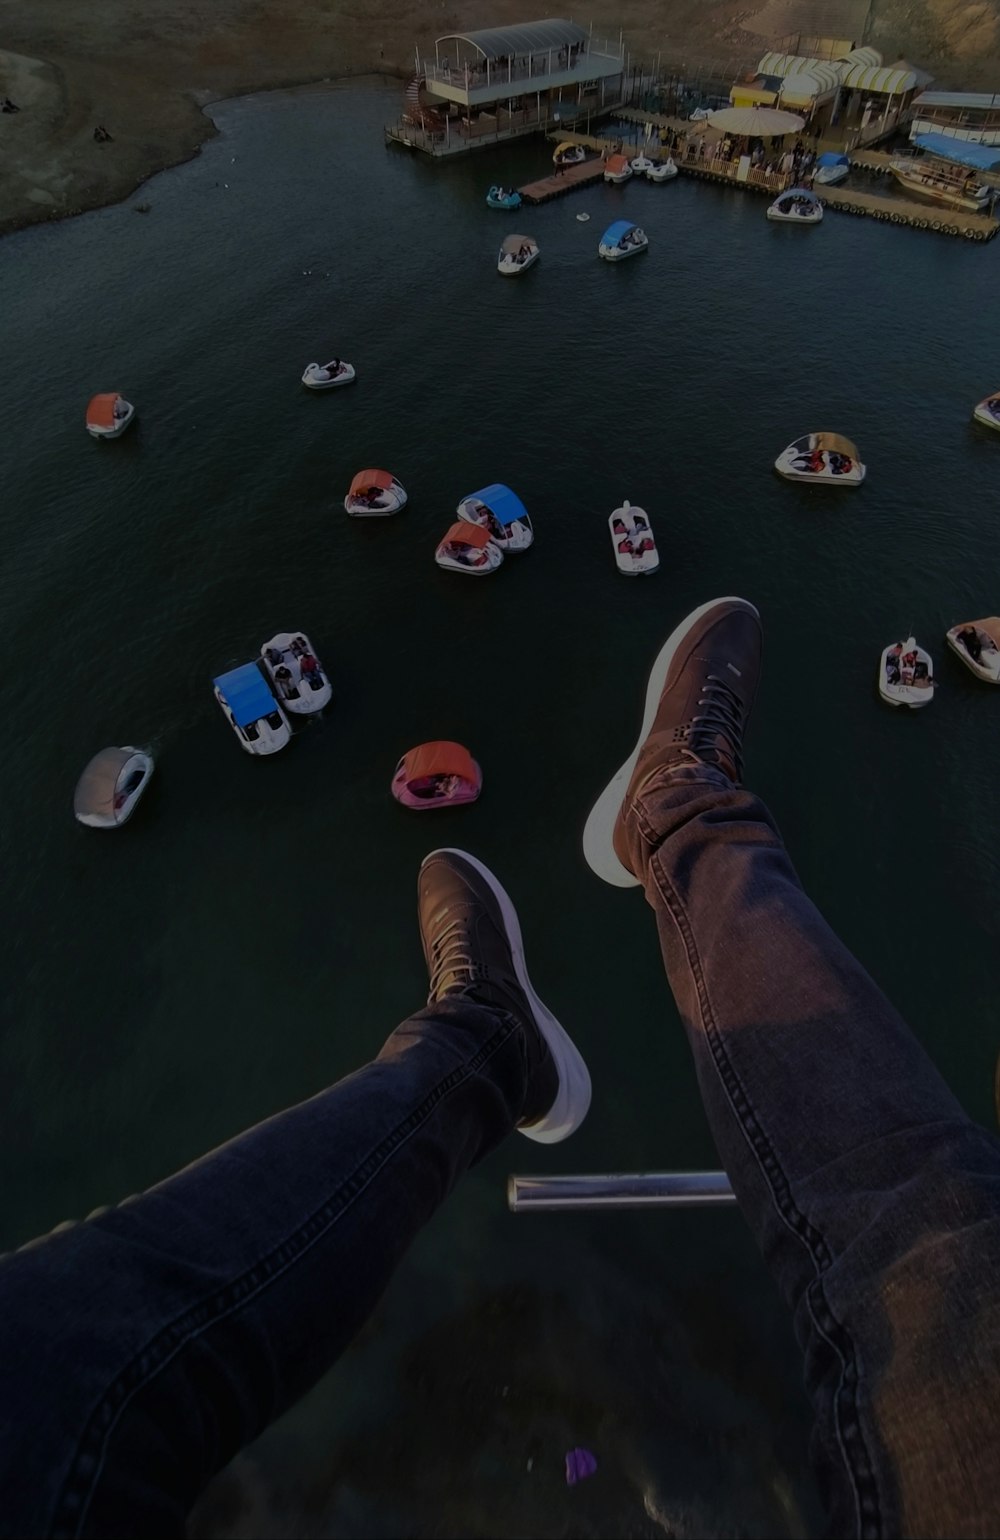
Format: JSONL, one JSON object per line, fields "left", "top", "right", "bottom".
{"left": 391, "top": 742, "right": 482, "bottom": 810}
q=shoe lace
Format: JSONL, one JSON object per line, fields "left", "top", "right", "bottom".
{"left": 683, "top": 675, "right": 745, "bottom": 778}
{"left": 428, "top": 914, "right": 483, "bottom": 998}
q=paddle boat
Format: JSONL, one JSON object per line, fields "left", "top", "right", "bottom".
{"left": 631, "top": 153, "right": 655, "bottom": 175}
{"left": 487, "top": 185, "right": 521, "bottom": 209}
{"left": 879, "top": 638, "right": 935, "bottom": 708}
{"left": 646, "top": 156, "right": 678, "bottom": 182}
{"left": 497, "top": 234, "right": 539, "bottom": 275}
{"left": 344, "top": 468, "right": 407, "bottom": 516}
{"left": 946, "top": 618, "right": 1000, "bottom": 683}
{"left": 86, "top": 393, "right": 135, "bottom": 439}
{"left": 213, "top": 663, "right": 291, "bottom": 754}
{"left": 553, "top": 141, "right": 586, "bottom": 166}
{"left": 972, "top": 392, "right": 1000, "bottom": 432}
{"left": 391, "top": 741, "right": 483, "bottom": 810}
{"left": 603, "top": 153, "right": 632, "bottom": 184}
{"left": 301, "top": 359, "right": 355, "bottom": 390}
{"left": 775, "top": 432, "right": 865, "bottom": 486}
{"left": 599, "top": 220, "right": 648, "bottom": 261}
{"left": 260, "top": 631, "right": 332, "bottom": 714}
{"left": 435, "top": 522, "right": 503, "bottom": 576}
{"left": 767, "top": 187, "right": 823, "bottom": 223}
{"left": 456, "top": 483, "right": 533, "bottom": 552}
{"left": 610, "top": 501, "right": 659, "bottom": 575}
{"left": 73, "top": 746, "right": 153, "bottom": 828}
{"left": 814, "top": 151, "right": 850, "bottom": 186}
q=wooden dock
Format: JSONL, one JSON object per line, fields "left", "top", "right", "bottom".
{"left": 519, "top": 157, "right": 607, "bottom": 204}
{"left": 535, "top": 128, "right": 998, "bottom": 239}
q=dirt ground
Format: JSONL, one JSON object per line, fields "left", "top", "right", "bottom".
{"left": 1, "top": 0, "right": 998, "bottom": 235}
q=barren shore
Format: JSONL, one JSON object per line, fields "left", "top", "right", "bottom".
{"left": 1, "top": 0, "right": 996, "bottom": 238}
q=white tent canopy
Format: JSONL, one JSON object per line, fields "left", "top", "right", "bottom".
{"left": 708, "top": 106, "right": 805, "bottom": 136}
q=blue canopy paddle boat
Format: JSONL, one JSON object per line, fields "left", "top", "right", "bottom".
{"left": 456, "top": 482, "right": 534, "bottom": 552}
{"left": 598, "top": 219, "right": 649, "bottom": 261}
{"left": 213, "top": 662, "right": 291, "bottom": 755}
{"left": 767, "top": 186, "right": 823, "bottom": 223}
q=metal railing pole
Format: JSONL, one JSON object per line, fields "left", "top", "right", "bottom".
{"left": 508, "top": 1171, "right": 736, "bottom": 1213}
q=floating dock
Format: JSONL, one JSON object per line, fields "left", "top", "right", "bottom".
{"left": 540, "top": 129, "right": 999, "bottom": 239}
{"left": 519, "top": 158, "right": 607, "bottom": 204}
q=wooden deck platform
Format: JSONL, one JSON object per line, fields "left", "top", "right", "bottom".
{"left": 518, "top": 157, "right": 607, "bottom": 204}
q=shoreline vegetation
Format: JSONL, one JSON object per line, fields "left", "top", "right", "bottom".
{"left": 1, "top": 0, "right": 998, "bottom": 239}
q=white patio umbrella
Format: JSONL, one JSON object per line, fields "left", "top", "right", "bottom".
{"left": 707, "top": 105, "right": 805, "bottom": 136}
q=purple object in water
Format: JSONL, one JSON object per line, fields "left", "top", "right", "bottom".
{"left": 565, "top": 1446, "right": 598, "bottom": 1485}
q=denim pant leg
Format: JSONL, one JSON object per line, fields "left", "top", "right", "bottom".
{"left": 620, "top": 766, "right": 1000, "bottom": 1540}
{"left": 0, "top": 999, "right": 528, "bottom": 1539}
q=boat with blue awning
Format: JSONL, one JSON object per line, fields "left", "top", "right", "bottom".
{"left": 598, "top": 220, "right": 648, "bottom": 260}
{"left": 891, "top": 135, "right": 995, "bottom": 210}
{"left": 456, "top": 483, "right": 533, "bottom": 551}
{"left": 814, "top": 151, "right": 850, "bottom": 185}
{"left": 213, "top": 663, "right": 291, "bottom": 755}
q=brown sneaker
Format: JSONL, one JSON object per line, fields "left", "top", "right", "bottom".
{"left": 417, "top": 849, "right": 591, "bottom": 1142}
{"left": 583, "top": 598, "right": 762, "bottom": 888}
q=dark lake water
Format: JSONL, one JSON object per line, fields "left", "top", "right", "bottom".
{"left": 4, "top": 78, "right": 1000, "bottom": 1536}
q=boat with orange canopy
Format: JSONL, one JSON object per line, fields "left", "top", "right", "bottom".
{"left": 86, "top": 392, "right": 135, "bottom": 439}
{"left": 344, "top": 468, "right": 407, "bottom": 516}
{"left": 391, "top": 741, "right": 482, "bottom": 809}
{"left": 434, "top": 521, "right": 503, "bottom": 575}
{"left": 603, "top": 153, "right": 632, "bottom": 184}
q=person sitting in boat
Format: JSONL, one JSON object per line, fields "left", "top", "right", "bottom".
{"left": 617, "top": 536, "right": 634, "bottom": 555}
{"left": 518, "top": 243, "right": 530, "bottom": 261}
{"left": 300, "top": 653, "right": 319, "bottom": 677}
{"left": 112, "top": 398, "right": 129, "bottom": 419}
{"left": 275, "top": 664, "right": 297, "bottom": 698}
{"left": 612, "top": 517, "right": 628, "bottom": 536}
{"left": 322, "top": 359, "right": 342, "bottom": 377}
{"left": 632, "top": 514, "right": 649, "bottom": 533}
{"left": 959, "top": 625, "right": 983, "bottom": 663}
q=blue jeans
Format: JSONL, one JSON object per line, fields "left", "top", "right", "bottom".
{"left": 2, "top": 772, "right": 999, "bottom": 1537}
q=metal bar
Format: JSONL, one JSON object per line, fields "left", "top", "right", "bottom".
{"left": 508, "top": 1171, "right": 736, "bottom": 1213}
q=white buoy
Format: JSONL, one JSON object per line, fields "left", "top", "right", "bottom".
{"left": 576, "top": 212, "right": 590, "bottom": 222}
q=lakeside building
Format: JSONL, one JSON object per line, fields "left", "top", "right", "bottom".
{"left": 910, "top": 92, "right": 1000, "bottom": 147}
{"left": 385, "top": 19, "right": 626, "bottom": 156}
{"left": 729, "top": 46, "right": 931, "bottom": 146}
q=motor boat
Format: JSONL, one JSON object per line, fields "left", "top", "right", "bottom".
{"left": 972, "top": 392, "right": 1000, "bottom": 432}
{"left": 775, "top": 433, "right": 865, "bottom": 486}
{"left": 946, "top": 618, "right": 1000, "bottom": 683}
{"left": 767, "top": 187, "right": 823, "bottom": 223}
{"left": 631, "top": 153, "right": 655, "bottom": 175}
{"left": 553, "top": 141, "right": 586, "bottom": 166}
{"left": 879, "top": 637, "right": 935, "bottom": 708}
{"left": 344, "top": 468, "right": 407, "bottom": 516}
{"left": 73, "top": 746, "right": 153, "bottom": 828}
{"left": 213, "top": 663, "right": 291, "bottom": 753}
{"left": 487, "top": 185, "right": 521, "bottom": 209}
{"left": 391, "top": 741, "right": 482, "bottom": 810}
{"left": 301, "top": 359, "right": 356, "bottom": 390}
{"left": 646, "top": 157, "right": 678, "bottom": 182}
{"left": 890, "top": 156, "right": 989, "bottom": 211}
{"left": 603, "top": 153, "right": 632, "bottom": 184}
{"left": 435, "top": 521, "right": 503, "bottom": 575}
{"left": 599, "top": 220, "right": 648, "bottom": 261}
{"left": 610, "top": 501, "right": 658, "bottom": 575}
{"left": 456, "top": 482, "right": 533, "bottom": 552}
{"left": 86, "top": 393, "right": 135, "bottom": 439}
{"left": 814, "top": 151, "right": 850, "bottom": 186}
{"left": 260, "top": 631, "right": 332, "bottom": 714}
{"left": 497, "top": 234, "right": 539, "bottom": 275}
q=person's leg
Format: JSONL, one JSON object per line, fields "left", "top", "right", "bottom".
{"left": 587, "top": 598, "right": 1000, "bottom": 1539}
{"left": 0, "top": 851, "right": 589, "bottom": 1539}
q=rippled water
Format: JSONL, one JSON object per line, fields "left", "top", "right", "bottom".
{"left": 3, "top": 79, "right": 999, "bottom": 1536}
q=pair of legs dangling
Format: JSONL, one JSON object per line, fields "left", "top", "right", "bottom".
{"left": 2, "top": 599, "right": 999, "bottom": 1538}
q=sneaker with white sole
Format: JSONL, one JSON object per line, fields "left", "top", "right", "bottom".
{"left": 583, "top": 597, "right": 763, "bottom": 888}
{"left": 418, "top": 848, "right": 591, "bottom": 1143}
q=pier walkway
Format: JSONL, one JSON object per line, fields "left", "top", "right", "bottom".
{"left": 518, "top": 158, "right": 607, "bottom": 204}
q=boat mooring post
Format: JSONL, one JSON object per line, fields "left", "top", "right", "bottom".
{"left": 507, "top": 1171, "right": 736, "bottom": 1213}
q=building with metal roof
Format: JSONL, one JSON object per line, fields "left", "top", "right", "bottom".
{"left": 388, "top": 16, "right": 626, "bottom": 158}
{"left": 911, "top": 91, "right": 1000, "bottom": 148}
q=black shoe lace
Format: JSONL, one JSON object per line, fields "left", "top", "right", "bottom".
{"left": 428, "top": 914, "right": 482, "bottom": 998}
{"left": 686, "top": 675, "right": 745, "bottom": 778}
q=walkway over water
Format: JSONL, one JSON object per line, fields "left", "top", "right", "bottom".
{"left": 518, "top": 157, "right": 606, "bottom": 203}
